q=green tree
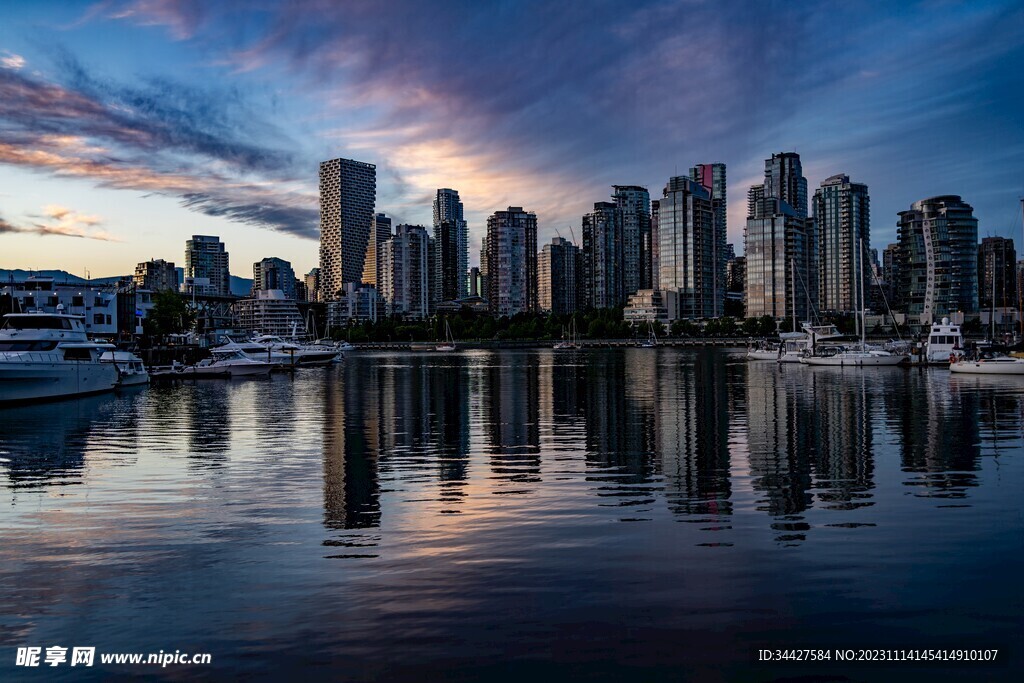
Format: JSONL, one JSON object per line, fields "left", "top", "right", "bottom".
{"left": 143, "top": 290, "right": 195, "bottom": 340}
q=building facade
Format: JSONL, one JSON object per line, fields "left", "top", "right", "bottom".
{"left": 134, "top": 259, "right": 178, "bottom": 292}
{"left": 434, "top": 189, "right": 469, "bottom": 299}
{"left": 184, "top": 235, "right": 230, "bottom": 296}
{"left": 318, "top": 157, "right": 376, "bottom": 301}
{"left": 689, "top": 163, "right": 727, "bottom": 311}
{"left": 896, "top": 195, "right": 979, "bottom": 323}
{"left": 304, "top": 268, "right": 320, "bottom": 303}
{"left": 485, "top": 207, "right": 537, "bottom": 317}
{"left": 978, "top": 236, "right": 1017, "bottom": 311}
{"left": 813, "top": 174, "right": 870, "bottom": 314}
{"left": 612, "top": 185, "right": 651, "bottom": 295}
{"left": 327, "top": 282, "right": 380, "bottom": 325}
{"left": 362, "top": 213, "right": 392, "bottom": 288}
{"left": 252, "top": 257, "right": 297, "bottom": 299}
{"left": 380, "top": 224, "right": 434, "bottom": 320}
{"left": 537, "top": 237, "right": 579, "bottom": 315}
{"left": 234, "top": 289, "right": 303, "bottom": 336}
{"left": 655, "top": 176, "right": 721, "bottom": 319}
{"left": 744, "top": 153, "right": 816, "bottom": 322}
{"left": 582, "top": 201, "right": 623, "bottom": 309}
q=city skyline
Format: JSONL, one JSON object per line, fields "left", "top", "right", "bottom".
{"left": 0, "top": 1, "right": 1023, "bottom": 279}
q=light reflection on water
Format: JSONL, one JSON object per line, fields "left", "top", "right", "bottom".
{"left": 0, "top": 349, "right": 1022, "bottom": 681}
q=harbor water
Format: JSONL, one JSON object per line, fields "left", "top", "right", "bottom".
{"left": 1, "top": 349, "right": 1021, "bottom": 681}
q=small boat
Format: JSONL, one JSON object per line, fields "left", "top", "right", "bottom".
{"left": 153, "top": 349, "right": 273, "bottom": 378}
{"left": 0, "top": 311, "right": 118, "bottom": 403}
{"left": 554, "top": 317, "right": 581, "bottom": 350}
{"left": 638, "top": 322, "right": 658, "bottom": 348}
{"left": 100, "top": 350, "right": 150, "bottom": 386}
{"left": 746, "top": 339, "right": 780, "bottom": 361}
{"left": 949, "top": 352, "right": 1024, "bottom": 375}
{"left": 777, "top": 325, "right": 844, "bottom": 363}
{"left": 436, "top": 320, "right": 457, "bottom": 352}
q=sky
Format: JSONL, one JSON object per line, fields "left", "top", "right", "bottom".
{"left": 1, "top": 0, "right": 1023, "bottom": 279}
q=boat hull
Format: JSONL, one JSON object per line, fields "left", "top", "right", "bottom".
{"left": 0, "top": 360, "right": 118, "bottom": 403}
{"left": 801, "top": 354, "right": 907, "bottom": 367}
{"left": 746, "top": 350, "right": 778, "bottom": 361}
{"left": 949, "top": 361, "right": 1024, "bottom": 375}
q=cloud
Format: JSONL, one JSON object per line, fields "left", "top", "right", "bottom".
{"left": 0, "top": 51, "right": 25, "bottom": 70}
{"left": 0, "top": 55, "right": 316, "bottom": 239}
{"left": 0, "top": 207, "right": 119, "bottom": 241}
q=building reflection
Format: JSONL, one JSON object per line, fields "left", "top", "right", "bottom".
{"left": 427, "top": 359, "right": 471, "bottom": 506}
{"left": 185, "top": 382, "right": 232, "bottom": 460}
{"left": 323, "top": 361, "right": 381, "bottom": 530}
{"left": 655, "top": 350, "right": 733, "bottom": 518}
{"left": 483, "top": 352, "right": 541, "bottom": 490}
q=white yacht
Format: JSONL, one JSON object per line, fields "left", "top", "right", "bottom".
{"left": 100, "top": 350, "right": 150, "bottom": 386}
{"left": 154, "top": 349, "right": 273, "bottom": 378}
{"left": 801, "top": 344, "right": 908, "bottom": 367}
{"left": 251, "top": 335, "right": 341, "bottom": 365}
{"left": 746, "top": 339, "right": 781, "bottom": 360}
{"left": 922, "top": 317, "right": 965, "bottom": 364}
{"left": 949, "top": 351, "right": 1024, "bottom": 375}
{"left": 0, "top": 311, "right": 119, "bottom": 403}
{"left": 777, "top": 324, "right": 843, "bottom": 363}
{"left": 215, "top": 337, "right": 298, "bottom": 367}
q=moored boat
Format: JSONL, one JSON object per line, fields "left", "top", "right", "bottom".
{"left": 0, "top": 311, "right": 119, "bottom": 403}
{"left": 100, "top": 350, "right": 150, "bottom": 386}
{"left": 949, "top": 352, "right": 1024, "bottom": 375}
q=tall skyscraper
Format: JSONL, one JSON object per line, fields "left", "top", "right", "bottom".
{"left": 252, "top": 257, "right": 297, "bottom": 299}
{"left": 813, "top": 174, "right": 870, "bottom": 314}
{"left": 184, "top": 235, "right": 230, "bottom": 296}
{"left": 134, "top": 259, "right": 178, "bottom": 291}
{"left": 304, "top": 268, "right": 320, "bottom": 303}
{"left": 362, "top": 212, "right": 392, "bottom": 288}
{"left": 897, "top": 195, "right": 979, "bottom": 322}
{"left": 744, "top": 153, "right": 816, "bottom": 322}
{"left": 318, "top": 157, "right": 376, "bottom": 301}
{"left": 655, "top": 176, "right": 720, "bottom": 318}
{"left": 582, "top": 201, "right": 623, "bottom": 309}
{"left": 380, "top": 224, "right": 434, "bottom": 320}
{"left": 434, "top": 189, "right": 469, "bottom": 299}
{"left": 689, "top": 163, "right": 727, "bottom": 310}
{"left": 612, "top": 185, "right": 651, "bottom": 295}
{"left": 537, "top": 237, "right": 579, "bottom": 315}
{"left": 978, "top": 236, "right": 1017, "bottom": 310}
{"left": 485, "top": 207, "right": 537, "bottom": 317}
{"left": 882, "top": 243, "right": 900, "bottom": 310}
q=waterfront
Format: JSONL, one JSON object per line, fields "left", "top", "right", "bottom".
{"left": 1, "top": 349, "right": 1022, "bottom": 681}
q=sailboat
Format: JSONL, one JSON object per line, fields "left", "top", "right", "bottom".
{"left": 554, "top": 317, "right": 581, "bottom": 350}
{"left": 436, "top": 319, "right": 457, "bottom": 352}
{"left": 802, "top": 238, "right": 907, "bottom": 367}
{"left": 638, "top": 321, "right": 658, "bottom": 348}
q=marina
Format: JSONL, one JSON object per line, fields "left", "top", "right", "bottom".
{"left": 0, "top": 348, "right": 1020, "bottom": 680}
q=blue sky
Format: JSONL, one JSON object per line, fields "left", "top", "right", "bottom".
{"left": 1, "top": 0, "right": 1023, "bottom": 278}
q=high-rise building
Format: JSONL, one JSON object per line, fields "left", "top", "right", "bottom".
{"left": 380, "top": 224, "right": 434, "bottom": 320}
{"left": 726, "top": 255, "right": 746, "bottom": 293}
{"left": 897, "top": 195, "right": 979, "bottom": 322}
{"left": 485, "top": 207, "right": 537, "bottom": 317}
{"left": 235, "top": 289, "right": 303, "bottom": 335}
{"left": 882, "top": 243, "right": 900, "bottom": 309}
{"left": 612, "top": 185, "right": 651, "bottom": 295}
{"left": 304, "top": 268, "right": 321, "bottom": 303}
{"left": 434, "top": 189, "right": 469, "bottom": 299}
{"left": 978, "top": 236, "right": 1017, "bottom": 310}
{"left": 689, "top": 163, "right": 727, "bottom": 309}
{"left": 744, "top": 153, "right": 816, "bottom": 322}
{"left": 655, "top": 176, "right": 720, "bottom": 318}
{"left": 184, "top": 235, "right": 230, "bottom": 296}
{"left": 582, "top": 201, "right": 623, "bottom": 309}
{"left": 134, "top": 259, "right": 178, "bottom": 292}
{"left": 252, "top": 257, "right": 297, "bottom": 299}
{"left": 537, "top": 237, "right": 579, "bottom": 315}
{"left": 362, "top": 213, "right": 392, "bottom": 287}
{"left": 813, "top": 174, "right": 870, "bottom": 314}
{"left": 318, "top": 157, "right": 376, "bottom": 301}
{"left": 469, "top": 266, "right": 482, "bottom": 298}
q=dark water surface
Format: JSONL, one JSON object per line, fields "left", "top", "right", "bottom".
{"left": 1, "top": 349, "right": 1022, "bottom": 681}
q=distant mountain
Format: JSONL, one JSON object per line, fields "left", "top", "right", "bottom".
{"left": 2, "top": 268, "right": 254, "bottom": 296}
{"left": 0, "top": 269, "right": 123, "bottom": 285}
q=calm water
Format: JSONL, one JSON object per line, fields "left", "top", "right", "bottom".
{"left": 1, "top": 349, "right": 1022, "bottom": 681}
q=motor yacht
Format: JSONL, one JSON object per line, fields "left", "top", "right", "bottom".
{"left": 100, "top": 350, "right": 150, "bottom": 386}
{"left": 922, "top": 317, "right": 965, "bottom": 364}
{"left": 251, "top": 335, "right": 341, "bottom": 365}
{"left": 777, "top": 324, "right": 843, "bottom": 363}
{"left": 153, "top": 349, "right": 273, "bottom": 378}
{"left": 0, "top": 311, "right": 118, "bottom": 403}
